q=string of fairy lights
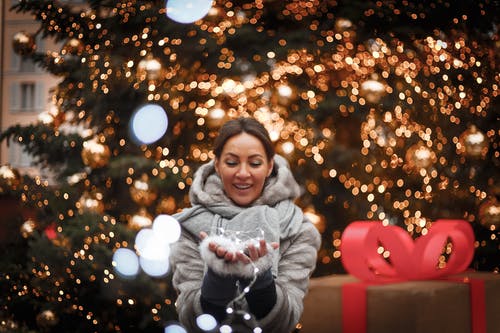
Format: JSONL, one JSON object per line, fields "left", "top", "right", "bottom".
{"left": 1, "top": 0, "right": 498, "bottom": 331}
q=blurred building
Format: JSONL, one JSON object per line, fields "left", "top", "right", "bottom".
{"left": 0, "top": 1, "right": 59, "bottom": 174}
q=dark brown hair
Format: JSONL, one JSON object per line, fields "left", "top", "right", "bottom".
{"left": 213, "top": 117, "right": 275, "bottom": 161}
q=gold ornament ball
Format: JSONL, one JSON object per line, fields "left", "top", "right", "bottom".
{"left": 12, "top": 31, "right": 36, "bottom": 55}
{"left": 137, "top": 56, "right": 163, "bottom": 80}
{"left": 77, "top": 191, "right": 105, "bottom": 214}
{"left": 62, "top": 38, "right": 84, "bottom": 55}
{"left": 274, "top": 83, "right": 296, "bottom": 106}
{"left": 0, "top": 164, "right": 22, "bottom": 193}
{"left": 81, "top": 139, "right": 111, "bottom": 169}
{"left": 38, "top": 106, "right": 66, "bottom": 128}
{"left": 130, "top": 174, "right": 158, "bottom": 206}
{"left": 335, "top": 18, "right": 353, "bottom": 32}
{"left": 128, "top": 207, "right": 153, "bottom": 230}
{"left": 405, "top": 143, "right": 436, "bottom": 171}
{"left": 478, "top": 197, "right": 500, "bottom": 229}
{"left": 206, "top": 107, "right": 229, "bottom": 129}
{"left": 156, "top": 196, "right": 177, "bottom": 215}
{"left": 36, "top": 310, "right": 58, "bottom": 329}
{"left": 458, "top": 125, "right": 489, "bottom": 158}
{"left": 360, "top": 79, "right": 386, "bottom": 104}
{"left": 20, "top": 218, "right": 37, "bottom": 238}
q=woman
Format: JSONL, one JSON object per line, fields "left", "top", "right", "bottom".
{"left": 170, "top": 117, "right": 321, "bottom": 332}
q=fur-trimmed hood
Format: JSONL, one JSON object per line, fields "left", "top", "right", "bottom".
{"left": 175, "top": 155, "right": 305, "bottom": 239}
{"left": 188, "top": 154, "right": 301, "bottom": 208}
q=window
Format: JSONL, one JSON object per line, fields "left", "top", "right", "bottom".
{"left": 20, "top": 82, "right": 36, "bottom": 110}
{"left": 10, "top": 81, "right": 45, "bottom": 112}
{"left": 8, "top": 139, "right": 34, "bottom": 169}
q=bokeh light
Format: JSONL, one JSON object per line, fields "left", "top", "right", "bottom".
{"left": 139, "top": 255, "right": 170, "bottom": 277}
{"left": 219, "top": 325, "right": 232, "bottom": 333}
{"left": 152, "top": 214, "right": 181, "bottom": 244}
{"left": 112, "top": 248, "right": 140, "bottom": 277}
{"left": 130, "top": 104, "right": 168, "bottom": 145}
{"left": 165, "top": 0, "right": 213, "bottom": 24}
{"left": 164, "top": 324, "right": 187, "bottom": 333}
{"left": 196, "top": 314, "right": 217, "bottom": 331}
{"left": 134, "top": 215, "right": 180, "bottom": 277}
{"left": 135, "top": 228, "right": 156, "bottom": 253}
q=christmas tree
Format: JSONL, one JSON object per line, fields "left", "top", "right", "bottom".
{"left": 1, "top": 0, "right": 498, "bottom": 332}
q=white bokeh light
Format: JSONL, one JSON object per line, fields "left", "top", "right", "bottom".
{"left": 139, "top": 255, "right": 170, "bottom": 277}
{"left": 164, "top": 324, "right": 187, "bottom": 333}
{"left": 135, "top": 228, "right": 156, "bottom": 254}
{"left": 135, "top": 217, "right": 177, "bottom": 277}
{"left": 137, "top": 232, "right": 170, "bottom": 261}
{"left": 196, "top": 314, "right": 217, "bottom": 331}
{"left": 112, "top": 248, "right": 140, "bottom": 277}
{"left": 130, "top": 104, "right": 168, "bottom": 144}
{"left": 152, "top": 214, "right": 181, "bottom": 244}
{"left": 165, "top": 0, "right": 213, "bottom": 24}
{"left": 219, "top": 325, "right": 232, "bottom": 333}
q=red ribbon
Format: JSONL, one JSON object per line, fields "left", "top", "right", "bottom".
{"left": 341, "top": 219, "right": 474, "bottom": 281}
{"left": 341, "top": 283, "right": 367, "bottom": 333}
{"left": 339, "top": 220, "right": 486, "bottom": 333}
{"left": 446, "top": 276, "right": 487, "bottom": 333}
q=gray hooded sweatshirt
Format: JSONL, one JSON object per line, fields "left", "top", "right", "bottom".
{"left": 170, "top": 155, "right": 321, "bottom": 332}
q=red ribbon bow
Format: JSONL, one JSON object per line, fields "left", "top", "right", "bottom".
{"left": 340, "top": 219, "right": 474, "bottom": 282}
{"left": 339, "top": 220, "right": 485, "bottom": 333}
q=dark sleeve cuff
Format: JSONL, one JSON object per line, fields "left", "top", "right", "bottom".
{"left": 244, "top": 280, "right": 277, "bottom": 319}
{"left": 239, "top": 268, "right": 274, "bottom": 290}
{"left": 201, "top": 268, "right": 238, "bottom": 306}
{"left": 200, "top": 295, "right": 229, "bottom": 323}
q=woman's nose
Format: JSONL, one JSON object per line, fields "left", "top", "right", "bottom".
{"left": 236, "top": 164, "right": 250, "bottom": 177}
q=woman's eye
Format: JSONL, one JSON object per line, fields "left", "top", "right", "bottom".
{"left": 225, "top": 160, "right": 238, "bottom": 166}
{"left": 250, "top": 161, "right": 263, "bottom": 167}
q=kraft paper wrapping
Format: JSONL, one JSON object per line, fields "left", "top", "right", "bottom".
{"left": 300, "top": 272, "right": 500, "bottom": 333}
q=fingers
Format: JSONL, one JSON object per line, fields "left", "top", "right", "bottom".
{"left": 202, "top": 234, "right": 279, "bottom": 264}
{"left": 259, "top": 239, "right": 267, "bottom": 256}
{"left": 207, "top": 241, "right": 237, "bottom": 262}
{"left": 243, "top": 240, "right": 280, "bottom": 262}
{"left": 208, "top": 241, "right": 218, "bottom": 252}
{"left": 203, "top": 234, "right": 228, "bottom": 259}
{"left": 247, "top": 243, "right": 259, "bottom": 261}
{"left": 236, "top": 251, "right": 251, "bottom": 264}
{"left": 210, "top": 242, "right": 227, "bottom": 258}
{"left": 224, "top": 251, "right": 236, "bottom": 262}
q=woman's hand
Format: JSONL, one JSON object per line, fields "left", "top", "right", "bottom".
{"left": 200, "top": 231, "right": 278, "bottom": 264}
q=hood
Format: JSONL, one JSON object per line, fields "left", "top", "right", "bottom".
{"left": 189, "top": 154, "right": 301, "bottom": 208}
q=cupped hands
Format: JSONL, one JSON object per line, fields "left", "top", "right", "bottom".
{"left": 199, "top": 231, "right": 278, "bottom": 264}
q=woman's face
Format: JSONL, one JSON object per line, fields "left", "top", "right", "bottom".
{"left": 215, "top": 132, "right": 274, "bottom": 206}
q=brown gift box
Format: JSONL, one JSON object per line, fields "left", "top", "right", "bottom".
{"left": 300, "top": 272, "right": 500, "bottom": 333}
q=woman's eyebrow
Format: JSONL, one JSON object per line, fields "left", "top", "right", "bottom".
{"left": 223, "top": 152, "right": 264, "bottom": 159}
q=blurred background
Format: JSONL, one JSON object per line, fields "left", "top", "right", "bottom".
{"left": 0, "top": 0, "right": 498, "bottom": 332}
